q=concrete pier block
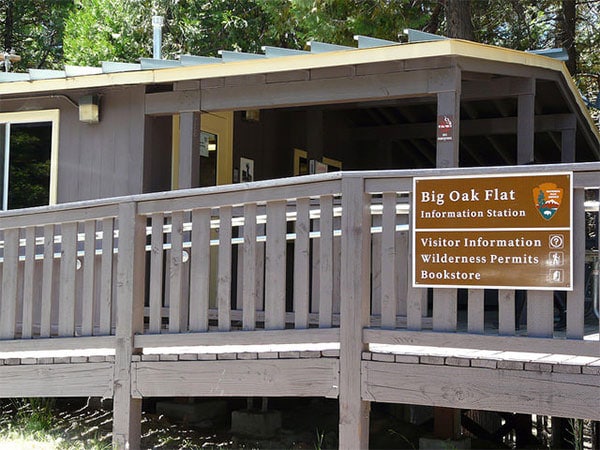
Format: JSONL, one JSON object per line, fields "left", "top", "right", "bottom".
{"left": 156, "top": 400, "right": 227, "bottom": 425}
{"left": 231, "top": 409, "right": 282, "bottom": 438}
{"left": 419, "top": 437, "right": 471, "bottom": 449}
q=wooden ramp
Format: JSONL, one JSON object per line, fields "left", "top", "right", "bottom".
{"left": 0, "top": 164, "right": 598, "bottom": 449}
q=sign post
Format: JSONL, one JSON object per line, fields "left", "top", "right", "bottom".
{"left": 413, "top": 172, "right": 572, "bottom": 290}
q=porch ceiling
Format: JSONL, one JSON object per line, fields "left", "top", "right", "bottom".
{"left": 297, "top": 80, "right": 597, "bottom": 166}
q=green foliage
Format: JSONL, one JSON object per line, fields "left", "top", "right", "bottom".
{"left": 0, "top": 398, "right": 111, "bottom": 450}
{"left": 0, "top": 399, "right": 110, "bottom": 450}
{"left": 64, "top": 0, "right": 150, "bottom": 65}
{"left": 470, "top": 0, "right": 557, "bottom": 50}
{"left": 64, "top": 0, "right": 282, "bottom": 65}
{"left": 0, "top": 0, "right": 73, "bottom": 70}
{"left": 270, "top": 0, "right": 437, "bottom": 47}
{"left": 567, "top": 418, "right": 584, "bottom": 450}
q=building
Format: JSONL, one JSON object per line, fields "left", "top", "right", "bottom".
{"left": 0, "top": 37, "right": 598, "bottom": 449}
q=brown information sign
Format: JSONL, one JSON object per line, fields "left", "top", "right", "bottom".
{"left": 413, "top": 172, "right": 572, "bottom": 290}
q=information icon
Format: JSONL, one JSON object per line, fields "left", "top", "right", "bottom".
{"left": 549, "top": 234, "right": 564, "bottom": 249}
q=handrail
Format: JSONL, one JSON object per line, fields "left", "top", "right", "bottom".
{"left": 0, "top": 163, "right": 596, "bottom": 347}
{"left": 0, "top": 162, "right": 597, "bottom": 224}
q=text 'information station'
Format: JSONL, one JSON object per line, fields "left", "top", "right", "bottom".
{"left": 413, "top": 172, "right": 572, "bottom": 290}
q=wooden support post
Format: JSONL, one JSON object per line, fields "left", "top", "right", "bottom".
{"left": 527, "top": 290, "right": 554, "bottom": 338}
{"left": 514, "top": 414, "right": 535, "bottom": 447}
{"left": 0, "top": 228, "right": 19, "bottom": 339}
{"left": 433, "top": 66, "right": 462, "bottom": 438}
{"left": 113, "top": 202, "right": 146, "bottom": 450}
{"left": 435, "top": 66, "right": 461, "bottom": 168}
{"left": 567, "top": 189, "right": 585, "bottom": 338}
{"left": 592, "top": 421, "right": 600, "bottom": 450}
{"left": 178, "top": 111, "right": 201, "bottom": 189}
{"left": 339, "top": 177, "right": 371, "bottom": 449}
{"left": 517, "top": 79, "right": 535, "bottom": 164}
{"left": 434, "top": 407, "right": 461, "bottom": 440}
{"left": 551, "top": 417, "right": 568, "bottom": 449}
{"left": 562, "top": 125, "right": 583, "bottom": 338}
{"left": 561, "top": 127, "right": 576, "bottom": 164}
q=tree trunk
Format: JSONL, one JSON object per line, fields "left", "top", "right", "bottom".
{"left": 559, "top": 0, "right": 577, "bottom": 75}
{"left": 3, "top": 0, "right": 15, "bottom": 52}
{"left": 445, "top": 0, "right": 475, "bottom": 41}
{"left": 424, "top": 1, "right": 444, "bottom": 34}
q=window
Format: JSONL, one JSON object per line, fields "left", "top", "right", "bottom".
{"left": 0, "top": 110, "right": 59, "bottom": 210}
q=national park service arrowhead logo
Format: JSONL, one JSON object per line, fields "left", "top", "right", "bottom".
{"left": 533, "top": 182, "right": 564, "bottom": 221}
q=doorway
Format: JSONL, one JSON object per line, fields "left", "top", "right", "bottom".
{"left": 170, "top": 111, "right": 233, "bottom": 189}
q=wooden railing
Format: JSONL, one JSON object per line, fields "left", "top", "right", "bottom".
{"left": 0, "top": 163, "right": 598, "bottom": 358}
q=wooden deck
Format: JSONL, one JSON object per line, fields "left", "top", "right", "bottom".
{"left": 0, "top": 163, "right": 598, "bottom": 449}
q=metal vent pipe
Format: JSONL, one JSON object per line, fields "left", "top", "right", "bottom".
{"left": 152, "top": 16, "right": 164, "bottom": 59}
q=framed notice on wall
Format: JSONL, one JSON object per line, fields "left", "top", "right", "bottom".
{"left": 412, "top": 172, "right": 572, "bottom": 290}
{"left": 240, "top": 157, "right": 254, "bottom": 182}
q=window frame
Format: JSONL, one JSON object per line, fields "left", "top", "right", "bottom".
{"left": 0, "top": 109, "right": 60, "bottom": 209}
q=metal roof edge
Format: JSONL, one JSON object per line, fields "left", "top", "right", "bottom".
{"left": 0, "top": 40, "right": 448, "bottom": 95}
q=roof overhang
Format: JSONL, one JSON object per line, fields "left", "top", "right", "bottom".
{"left": 1, "top": 39, "right": 598, "bottom": 149}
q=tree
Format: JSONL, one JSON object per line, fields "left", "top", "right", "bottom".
{"left": 444, "top": 0, "right": 475, "bottom": 40}
{"left": 63, "top": 0, "right": 280, "bottom": 66}
{"left": 558, "top": 0, "right": 577, "bottom": 74}
{"left": 0, "top": 0, "right": 73, "bottom": 70}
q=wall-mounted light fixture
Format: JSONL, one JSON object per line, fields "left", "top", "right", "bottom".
{"left": 79, "top": 94, "right": 100, "bottom": 123}
{"left": 242, "top": 109, "right": 260, "bottom": 122}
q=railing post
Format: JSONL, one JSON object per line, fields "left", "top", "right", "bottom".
{"left": 113, "top": 202, "right": 146, "bottom": 450}
{"left": 339, "top": 176, "right": 371, "bottom": 449}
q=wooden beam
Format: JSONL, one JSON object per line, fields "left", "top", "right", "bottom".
{"left": 133, "top": 359, "right": 339, "bottom": 398}
{"left": 135, "top": 326, "right": 340, "bottom": 349}
{"left": 0, "top": 335, "right": 116, "bottom": 353}
{"left": 0, "top": 363, "right": 113, "bottom": 398}
{"left": 462, "top": 76, "right": 535, "bottom": 100}
{"left": 348, "top": 113, "right": 578, "bottom": 140}
{"left": 363, "top": 328, "right": 600, "bottom": 357}
{"left": 145, "top": 90, "right": 201, "bottom": 115}
{"left": 362, "top": 361, "right": 600, "bottom": 420}
{"left": 200, "top": 68, "right": 460, "bottom": 111}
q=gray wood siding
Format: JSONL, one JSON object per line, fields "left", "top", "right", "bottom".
{"left": 58, "top": 87, "right": 146, "bottom": 202}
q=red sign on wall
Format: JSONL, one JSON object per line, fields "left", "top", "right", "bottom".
{"left": 437, "top": 115, "right": 453, "bottom": 141}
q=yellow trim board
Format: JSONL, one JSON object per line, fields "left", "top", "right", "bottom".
{"left": 293, "top": 149, "right": 308, "bottom": 176}
{"left": 322, "top": 157, "right": 342, "bottom": 170}
{"left": 0, "top": 109, "right": 60, "bottom": 205}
